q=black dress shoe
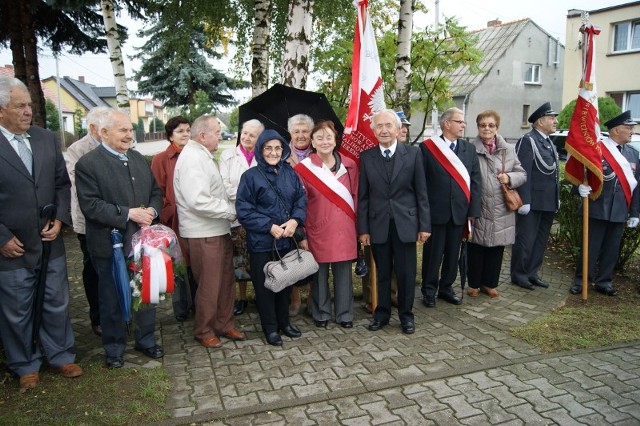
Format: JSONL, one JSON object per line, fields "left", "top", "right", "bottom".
{"left": 233, "top": 299, "right": 248, "bottom": 316}
{"left": 401, "top": 321, "right": 415, "bottom": 334}
{"left": 134, "top": 344, "right": 164, "bottom": 359}
{"left": 314, "top": 319, "right": 328, "bottom": 328}
{"left": 339, "top": 321, "right": 353, "bottom": 329}
{"left": 595, "top": 285, "right": 618, "bottom": 296}
{"left": 512, "top": 280, "right": 534, "bottom": 290}
{"left": 175, "top": 315, "right": 187, "bottom": 322}
{"left": 265, "top": 332, "right": 283, "bottom": 346}
{"left": 368, "top": 319, "right": 388, "bottom": 331}
{"left": 570, "top": 284, "right": 582, "bottom": 295}
{"left": 422, "top": 296, "right": 436, "bottom": 308}
{"left": 529, "top": 277, "right": 549, "bottom": 288}
{"left": 437, "top": 292, "right": 462, "bottom": 305}
{"left": 105, "top": 358, "right": 124, "bottom": 369}
{"left": 281, "top": 324, "right": 302, "bottom": 338}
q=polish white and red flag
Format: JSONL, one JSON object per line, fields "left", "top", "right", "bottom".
{"left": 564, "top": 24, "right": 603, "bottom": 198}
{"left": 339, "top": 0, "right": 386, "bottom": 165}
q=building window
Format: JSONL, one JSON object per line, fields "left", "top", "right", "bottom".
{"left": 613, "top": 20, "right": 640, "bottom": 52}
{"left": 608, "top": 91, "right": 640, "bottom": 120}
{"left": 522, "top": 104, "right": 530, "bottom": 126}
{"left": 524, "top": 64, "right": 541, "bottom": 84}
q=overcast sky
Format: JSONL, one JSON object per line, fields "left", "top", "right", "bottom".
{"left": 0, "top": 0, "right": 625, "bottom": 99}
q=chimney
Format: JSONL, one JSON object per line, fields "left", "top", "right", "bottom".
{"left": 78, "top": 76, "right": 85, "bottom": 83}
{"left": 487, "top": 19, "right": 502, "bottom": 28}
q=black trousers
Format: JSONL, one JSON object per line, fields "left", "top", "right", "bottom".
{"left": 467, "top": 243, "right": 505, "bottom": 289}
{"left": 249, "top": 250, "right": 294, "bottom": 336}
{"left": 77, "top": 233, "right": 100, "bottom": 326}
{"left": 370, "top": 221, "right": 416, "bottom": 324}
{"left": 421, "top": 220, "right": 464, "bottom": 298}
{"left": 574, "top": 218, "right": 624, "bottom": 287}
{"left": 511, "top": 210, "right": 554, "bottom": 283}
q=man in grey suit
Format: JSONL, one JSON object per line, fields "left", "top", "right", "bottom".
{"left": 65, "top": 106, "right": 111, "bottom": 337}
{"left": 420, "top": 107, "right": 482, "bottom": 308}
{"left": 571, "top": 111, "right": 639, "bottom": 296}
{"left": 511, "top": 102, "right": 559, "bottom": 290}
{"left": 358, "top": 109, "right": 431, "bottom": 334}
{"left": 0, "top": 77, "right": 82, "bottom": 392}
{"left": 76, "top": 109, "right": 163, "bottom": 368}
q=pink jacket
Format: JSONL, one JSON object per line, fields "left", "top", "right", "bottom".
{"left": 296, "top": 153, "right": 358, "bottom": 263}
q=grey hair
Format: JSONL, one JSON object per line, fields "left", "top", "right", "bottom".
{"left": 0, "top": 77, "right": 29, "bottom": 108}
{"left": 370, "top": 109, "right": 402, "bottom": 129}
{"left": 242, "top": 119, "right": 265, "bottom": 134}
{"left": 86, "top": 106, "right": 112, "bottom": 127}
{"left": 439, "top": 108, "right": 464, "bottom": 128}
{"left": 98, "top": 109, "right": 129, "bottom": 133}
{"left": 287, "top": 114, "right": 314, "bottom": 133}
{"left": 191, "top": 114, "right": 217, "bottom": 138}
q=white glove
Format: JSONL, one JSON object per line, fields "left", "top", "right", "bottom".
{"left": 627, "top": 217, "right": 639, "bottom": 228}
{"left": 517, "top": 204, "right": 530, "bottom": 215}
{"left": 578, "top": 184, "right": 592, "bottom": 198}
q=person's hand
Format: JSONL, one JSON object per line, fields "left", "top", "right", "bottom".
{"left": 40, "top": 219, "right": 62, "bottom": 241}
{"left": 129, "top": 207, "right": 155, "bottom": 227}
{"left": 517, "top": 204, "right": 530, "bottom": 215}
{"left": 497, "top": 173, "right": 510, "bottom": 185}
{"left": 359, "top": 234, "right": 371, "bottom": 246}
{"left": 298, "top": 239, "right": 309, "bottom": 250}
{"left": 627, "top": 217, "right": 639, "bottom": 228}
{"left": 578, "top": 184, "right": 592, "bottom": 198}
{"left": 270, "top": 224, "right": 284, "bottom": 239}
{"left": 418, "top": 232, "right": 431, "bottom": 242}
{"left": 281, "top": 219, "right": 298, "bottom": 238}
{"left": 228, "top": 214, "right": 237, "bottom": 222}
{"left": 0, "top": 236, "right": 25, "bottom": 258}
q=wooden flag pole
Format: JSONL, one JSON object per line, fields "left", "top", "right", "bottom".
{"left": 582, "top": 179, "right": 589, "bottom": 303}
{"left": 368, "top": 247, "right": 378, "bottom": 311}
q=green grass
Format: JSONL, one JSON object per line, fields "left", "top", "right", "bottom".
{"left": 0, "top": 363, "right": 170, "bottom": 425}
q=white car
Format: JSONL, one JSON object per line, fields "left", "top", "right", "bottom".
{"left": 550, "top": 130, "right": 640, "bottom": 160}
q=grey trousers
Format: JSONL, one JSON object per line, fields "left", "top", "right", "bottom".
{"left": 0, "top": 256, "right": 76, "bottom": 376}
{"left": 312, "top": 261, "right": 354, "bottom": 323}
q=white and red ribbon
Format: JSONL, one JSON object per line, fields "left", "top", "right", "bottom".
{"left": 423, "top": 136, "right": 471, "bottom": 202}
{"left": 601, "top": 138, "right": 637, "bottom": 207}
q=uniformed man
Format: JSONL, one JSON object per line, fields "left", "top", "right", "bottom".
{"left": 571, "top": 110, "right": 639, "bottom": 296}
{"left": 511, "top": 102, "right": 559, "bottom": 290}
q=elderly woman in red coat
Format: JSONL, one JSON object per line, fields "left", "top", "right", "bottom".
{"left": 295, "top": 121, "right": 358, "bottom": 328}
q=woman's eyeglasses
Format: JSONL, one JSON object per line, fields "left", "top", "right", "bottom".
{"left": 262, "top": 146, "right": 283, "bottom": 153}
{"left": 478, "top": 123, "right": 497, "bottom": 128}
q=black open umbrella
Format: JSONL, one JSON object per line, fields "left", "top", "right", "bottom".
{"left": 238, "top": 84, "right": 344, "bottom": 143}
{"left": 31, "top": 204, "right": 56, "bottom": 353}
{"left": 458, "top": 220, "right": 471, "bottom": 301}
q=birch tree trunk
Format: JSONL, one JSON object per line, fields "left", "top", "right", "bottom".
{"left": 101, "top": 0, "right": 129, "bottom": 110}
{"left": 252, "top": 0, "right": 272, "bottom": 97}
{"left": 395, "top": 0, "right": 414, "bottom": 117}
{"left": 280, "top": 0, "right": 314, "bottom": 89}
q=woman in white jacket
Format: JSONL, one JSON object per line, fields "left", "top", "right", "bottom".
{"left": 219, "top": 119, "right": 264, "bottom": 315}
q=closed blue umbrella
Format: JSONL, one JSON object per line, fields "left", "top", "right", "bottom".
{"left": 110, "top": 229, "right": 131, "bottom": 323}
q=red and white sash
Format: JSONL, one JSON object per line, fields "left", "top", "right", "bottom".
{"left": 601, "top": 138, "right": 637, "bottom": 207}
{"left": 296, "top": 157, "right": 356, "bottom": 222}
{"left": 423, "top": 136, "right": 471, "bottom": 202}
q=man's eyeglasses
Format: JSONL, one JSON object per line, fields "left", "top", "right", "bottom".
{"left": 263, "top": 146, "right": 283, "bottom": 153}
{"left": 478, "top": 123, "right": 497, "bottom": 128}
{"left": 449, "top": 119, "right": 466, "bottom": 125}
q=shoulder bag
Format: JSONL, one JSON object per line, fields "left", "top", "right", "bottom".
{"left": 500, "top": 150, "right": 523, "bottom": 211}
{"left": 263, "top": 239, "right": 319, "bottom": 293}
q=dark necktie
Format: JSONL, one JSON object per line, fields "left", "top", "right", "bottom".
{"left": 14, "top": 134, "right": 33, "bottom": 175}
{"left": 384, "top": 149, "right": 391, "bottom": 161}
{"left": 449, "top": 142, "right": 455, "bottom": 152}
{"left": 617, "top": 145, "right": 622, "bottom": 152}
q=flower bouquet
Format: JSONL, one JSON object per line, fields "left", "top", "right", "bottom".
{"left": 128, "top": 224, "right": 184, "bottom": 311}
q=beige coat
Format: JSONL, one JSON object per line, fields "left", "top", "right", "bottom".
{"left": 65, "top": 134, "right": 100, "bottom": 234}
{"left": 470, "top": 135, "right": 526, "bottom": 247}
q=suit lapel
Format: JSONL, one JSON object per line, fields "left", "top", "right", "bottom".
{"left": 28, "top": 131, "right": 44, "bottom": 182}
{"left": 390, "top": 143, "right": 406, "bottom": 182}
{"left": 0, "top": 132, "right": 34, "bottom": 180}
{"left": 373, "top": 148, "right": 390, "bottom": 183}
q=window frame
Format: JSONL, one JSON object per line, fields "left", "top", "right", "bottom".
{"left": 612, "top": 19, "right": 640, "bottom": 53}
{"left": 524, "top": 63, "right": 541, "bottom": 84}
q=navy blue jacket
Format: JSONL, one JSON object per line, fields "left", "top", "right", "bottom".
{"left": 236, "top": 129, "right": 307, "bottom": 253}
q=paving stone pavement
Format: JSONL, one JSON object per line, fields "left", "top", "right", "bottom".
{"left": 62, "top": 230, "right": 640, "bottom": 425}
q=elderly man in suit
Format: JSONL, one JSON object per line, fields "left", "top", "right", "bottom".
{"left": 420, "top": 107, "right": 482, "bottom": 308}
{"left": 511, "top": 102, "right": 559, "bottom": 290}
{"left": 0, "top": 77, "right": 82, "bottom": 392}
{"left": 571, "top": 111, "right": 639, "bottom": 297}
{"left": 65, "top": 106, "right": 111, "bottom": 337}
{"left": 76, "top": 109, "right": 163, "bottom": 369}
{"left": 358, "top": 109, "right": 431, "bottom": 334}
